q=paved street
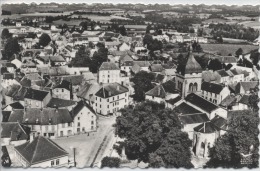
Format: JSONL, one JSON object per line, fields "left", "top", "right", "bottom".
{"left": 53, "top": 115, "right": 116, "bottom": 168}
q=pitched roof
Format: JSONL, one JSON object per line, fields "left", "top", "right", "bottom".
{"left": 47, "top": 98, "right": 76, "bottom": 108}
{"left": 99, "top": 62, "right": 120, "bottom": 71}
{"left": 239, "top": 94, "right": 250, "bottom": 105}
{"left": 235, "top": 81, "right": 259, "bottom": 94}
{"left": 2, "top": 111, "right": 12, "bottom": 122}
{"left": 1, "top": 122, "right": 30, "bottom": 141}
{"left": 71, "top": 100, "right": 95, "bottom": 118}
{"left": 201, "top": 82, "right": 225, "bottom": 94}
{"left": 54, "top": 80, "right": 71, "bottom": 91}
{"left": 184, "top": 51, "right": 202, "bottom": 74}
{"left": 119, "top": 54, "right": 133, "bottom": 62}
{"left": 8, "top": 110, "right": 25, "bottom": 123}
{"left": 194, "top": 121, "right": 220, "bottom": 133}
{"left": 219, "top": 94, "right": 237, "bottom": 107}
{"left": 52, "top": 75, "right": 84, "bottom": 86}
{"left": 175, "top": 102, "right": 201, "bottom": 114}
{"left": 211, "top": 115, "right": 228, "bottom": 130}
{"left": 95, "top": 83, "right": 128, "bottom": 98}
{"left": 150, "top": 64, "right": 164, "bottom": 72}
{"left": 15, "top": 136, "right": 68, "bottom": 165}
{"left": 6, "top": 102, "right": 24, "bottom": 110}
{"left": 145, "top": 80, "right": 178, "bottom": 98}
{"left": 24, "top": 88, "right": 49, "bottom": 101}
{"left": 165, "top": 96, "right": 182, "bottom": 105}
{"left": 179, "top": 113, "right": 209, "bottom": 124}
{"left": 216, "top": 69, "right": 229, "bottom": 77}
{"left": 5, "top": 85, "right": 27, "bottom": 101}
{"left": 185, "top": 93, "right": 219, "bottom": 113}
{"left": 3, "top": 73, "right": 14, "bottom": 80}
{"left": 77, "top": 82, "right": 100, "bottom": 101}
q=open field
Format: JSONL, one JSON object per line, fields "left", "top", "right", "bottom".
{"left": 2, "top": 12, "right": 73, "bottom": 19}
{"left": 238, "top": 21, "right": 260, "bottom": 29}
{"left": 53, "top": 19, "right": 84, "bottom": 26}
{"left": 201, "top": 43, "right": 258, "bottom": 56}
{"left": 70, "top": 14, "right": 131, "bottom": 23}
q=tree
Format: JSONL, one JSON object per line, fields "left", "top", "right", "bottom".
{"left": 1, "top": 28, "right": 11, "bottom": 39}
{"left": 90, "top": 47, "right": 108, "bottom": 73}
{"left": 151, "top": 129, "right": 193, "bottom": 168}
{"left": 205, "top": 110, "right": 259, "bottom": 168}
{"left": 4, "top": 38, "right": 20, "bottom": 60}
{"left": 101, "top": 157, "right": 121, "bottom": 168}
{"left": 208, "top": 59, "right": 223, "bottom": 71}
{"left": 236, "top": 48, "right": 243, "bottom": 58}
{"left": 248, "top": 93, "right": 259, "bottom": 112}
{"left": 119, "top": 25, "right": 127, "bottom": 36}
{"left": 39, "top": 33, "right": 51, "bottom": 47}
{"left": 116, "top": 101, "right": 193, "bottom": 168}
{"left": 132, "top": 71, "right": 155, "bottom": 101}
{"left": 143, "top": 34, "right": 153, "bottom": 47}
{"left": 70, "top": 46, "right": 91, "bottom": 67}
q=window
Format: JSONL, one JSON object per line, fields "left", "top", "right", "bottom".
{"left": 78, "top": 117, "right": 80, "bottom": 120}
{"left": 91, "top": 121, "right": 94, "bottom": 125}
{"left": 117, "top": 96, "right": 119, "bottom": 99}
{"left": 51, "top": 161, "right": 54, "bottom": 166}
{"left": 56, "top": 159, "right": 59, "bottom": 165}
{"left": 107, "top": 99, "right": 109, "bottom": 102}
{"left": 193, "top": 83, "right": 198, "bottom": 92}
{"left": 96, "top": 97, "right": 97, "bottom": 100}
{"left": 62, "top": 89, "right": 64, "bottom": 92}
{"left": 78, "top": 122, "right": 80, "bottom": 127}
{"left": 189, "top": 83, "right": 193, "bottom": 92}
{"left": 107, "top": 105, "right": 109, "bottom": 108}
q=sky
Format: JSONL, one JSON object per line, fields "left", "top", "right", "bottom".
{"left": 2, "top": 0, "right": 260, "bottom": 6}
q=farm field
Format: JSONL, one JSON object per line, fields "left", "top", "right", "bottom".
{"left": 201, "top": 43, "right": 258, "bottom": 56}
{"left": 238, "top": 21, "right": 260, "bottom": 29}
{"left": 70, "top": 14, "right": 131, "bottom": 23}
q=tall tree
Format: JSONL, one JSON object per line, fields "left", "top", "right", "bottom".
{"left": 90, "top": 47, "right": 108, "bottom": 73}
{"left": 4, "top": 38, "right": 20, "bottom": 59}
{"left": 208, "top": 59, "right": 223, "bottom": 71}
{"left": 143, "top": 34, "right": 153, "bottom": 47}
{"left": 205, "top": 110, "right": 259, "bottom": 168}
{"left": 39, "top": 33, "right": 51, "bottom": 47}
{"left": 116, "top": 101, "right": 192, "bottom": 168}
{"left": 119, "top": 25, "right": 127, "bottom": 36}
{"left": 132, "top": 71, "right": 155, "bottom": 101}
{"left": 1, "top": 28, "right": 11, "bottom": 39}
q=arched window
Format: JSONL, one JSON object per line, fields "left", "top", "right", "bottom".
{"left": 189, "top": 83, "right": 193, "bottom": 92}
{"left": 193, "top": 83, "right": 198, "bottom": 92}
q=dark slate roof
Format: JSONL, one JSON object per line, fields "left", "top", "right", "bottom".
{"left": 179, "top": 113, "right": 209, "bottom": 124}
{"left": 239, "top": 94, "right": 250, "bottom": 105}
{"left": 151, "top": 73, "right": 165, "bottom": 83}
{"left": 211, "top": 115, "right": 228, "bottom": 130}
{"left": 235, "top": 81, "right": 259, "bottom": 94}
{"left": 184, "top": 51, "right": 202, "bottom": 74}
{"left": 216, "top": 69, "right": 229, "bottom": 77}
{"left": 185, "top": 93, "right": 219, "bottom": 113}
{"left": 47, "top": 98, "right": 76, "bottom": 108}
{"left": 230, "top": 69, "right": 239, "bottom": 75}
{"left": 1, "top": 122, "right": 30, "bottom": 141}
{"left": 5, "top": 85, "right": 27, "bottom": 101}
{"left": 175, "top": 102, "right": 201, "bottom": 114}
{"left": 15, "top": 136, "right": 68, "bottom": 165}
{"left": 119, "top": 55, "right": 133, "bottom": 62}
{"left": 194, "top": 122, "right": 220, "bottom": 133}
{"left": 24, "top": 88, "right": 49, "bottom": 101}
{"left": 8, "top": 110, "right": 25, "bottom": 123}
{"left": 165, "top": 96, "right": 182, "bottom": 105}
{"left": 59, "top": 75, "right": 84, "bottom": 86}
{"left": 54, "top": 80, "right": 71, "bottom": 91}
{"left": 3, "top": 73, "right": 14, "bottom": 79}
{"left": 22, "top": 108, "right": 73, "bottom": 125}
{"left": 20, "top": 77, "right": 32, "bottom": 87}
{"left": 95, "top": 83, "right": 128, "bottom": 98}
{"left": 99, "top": 62, "right": 120, "bottom": 71}
{"left": 219, "top": 94, "right": 237, "bottom": 107}
{"left": 2, "top": 111, "right": 11, "bottom": 122}
{"left": 71, "top": 100, "right": 95, "bottom": 118}
{"left": 146, "top": 80, "right": 178, "bottom": 98}
{"left": 7, "top": 102, "right": 24, "bottom": 110}
{"left": 201, "top": 82, "right": 225, "bottom": 94}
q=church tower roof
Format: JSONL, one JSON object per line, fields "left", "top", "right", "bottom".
{"left": 184, "top": 46, "right": 202, "bottom": 74}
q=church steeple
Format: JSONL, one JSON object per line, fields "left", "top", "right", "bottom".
{"left": 184, "top": 45, "right": 202, "bottom": 74}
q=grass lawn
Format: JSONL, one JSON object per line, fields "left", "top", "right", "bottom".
{"left": 201, "top": 43, "right": 258, "bottom": 56}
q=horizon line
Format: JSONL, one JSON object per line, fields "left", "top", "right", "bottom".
{"left": 2, "top": 2, "right": 260, "bottom": 7}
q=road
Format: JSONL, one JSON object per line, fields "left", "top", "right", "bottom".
{"left": 53, "top": 115, "right": 117, "bottom": 168}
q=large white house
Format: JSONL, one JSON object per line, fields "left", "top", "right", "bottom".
{"left": 98, "top": 62, "right": 121, "bottom": 84}
{"left": 94, "top": 83, "right": 129, "bottom": 115}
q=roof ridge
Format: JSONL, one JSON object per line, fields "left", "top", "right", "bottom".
{"left": 31, "top": 136, "right": 40, "bottom": 163}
